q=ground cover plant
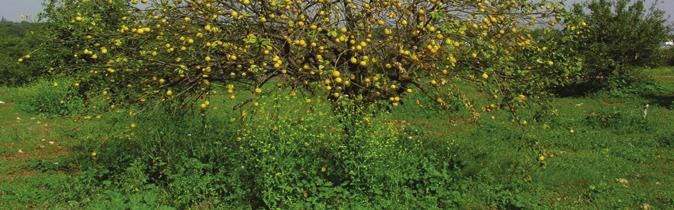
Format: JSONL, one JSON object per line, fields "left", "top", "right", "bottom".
{"left": 1, "top": 0, "right": 673, "bottom": 209}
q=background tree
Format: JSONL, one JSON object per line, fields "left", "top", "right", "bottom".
{"left": 571, "top": 0, "right": 670, "bottom": 90}
{"left": 0, "top": 21, "right": 49, "bottom": 86}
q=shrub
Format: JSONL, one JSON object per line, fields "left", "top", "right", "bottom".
{"left": 13, "top": 79, "right": 84, "bottom": 116}
{"left": 584, "top": 109, "right": 650, "bottom": 132}
{"left": 570, "top": 0, "right": 671, "bottom": 90}
{"left": 68, "top": 93, "right": 462, "bottom": 208}
{"left": 0, "top": 21, "right": 49, "bottom": 86}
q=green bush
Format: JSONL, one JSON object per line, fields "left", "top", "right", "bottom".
{"left": 663, "top": 47, "right": 674, "bottom": 67}
{"left": 571, "top": 0, "right": 671, "bottom": 90}
{"left": 0, "top": 21, "right": 51, "bottom": 86}
{"left": 67, "top": 94, "right": 464, "bottom": 208}
{"left": 584, "top": 109, "right": 650, "bottom": 132}
{"left": 12, "top": 79, "right": 84, "bottom": 116}
{"left": 8, "top": 78, "right": 107, "bottom": 116}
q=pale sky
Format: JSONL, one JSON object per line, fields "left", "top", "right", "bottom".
{"left": 0, "top": 0, "right": 672, "bottom": 22}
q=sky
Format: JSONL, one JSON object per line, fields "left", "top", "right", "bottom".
{"left": 0, "top": 0, "right": 672, "bottom": 22}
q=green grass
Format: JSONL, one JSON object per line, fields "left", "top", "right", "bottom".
{"left": 1, "top": 68, "right": 673, "bottom": 209}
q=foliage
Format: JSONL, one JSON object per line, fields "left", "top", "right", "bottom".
{"left": 8, "top": 78, "right": 107, "bottom": 116}
{"left": 2, "top": 67, "right": 674, "bottom": 208}
{"left": 66, "top": 93, "right": 462, "bottom": 208}
{"left": 38, "top": 0, "right": 580, "bottom": 117}
{"left": 570, "top": 0, "right": 670, "bottom": 89}
{"left": 661, "top": 47, "right": 674, "bottom": 67}
{"left": 0, "top": 21, "right": 49, "bottom": 86}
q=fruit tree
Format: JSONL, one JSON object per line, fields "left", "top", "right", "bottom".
{"left": 41, "top": 0, "right": 580, "bottom": 115}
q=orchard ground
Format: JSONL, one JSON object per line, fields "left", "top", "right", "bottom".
{"left": 1, "top": 67, "right": 673, "bottom": 209}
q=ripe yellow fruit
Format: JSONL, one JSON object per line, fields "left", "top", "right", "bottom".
{"left": 537, "top": 155, "right": 545, "bottom": 161}
{"left": 166, "top": 90, "right": 173, "bottom": 96}
{"left": 255, "top": 88, "right": 262, "bottom": 94}
{"left": 359, "top": 41, "right": 367, "bottom": 47}
{"left": 331, "top": 70, "right": 341, "bottom": 78}
{"left": 482, "top": 72, "right": 489, "bottom": 79}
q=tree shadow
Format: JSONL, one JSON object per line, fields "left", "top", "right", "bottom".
{"left": 641, "top": 93, "right": 674, "bottom": 109}
{"left": 552, "top": 82, "right": 604, "bottom": 97}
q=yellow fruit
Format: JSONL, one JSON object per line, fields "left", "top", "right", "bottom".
{"left": 332, "top": 70, "right": 341, "bottom": 78}
{"left": 537, "top": 155, "right": 545, "bottom": 161}
{"left": 517, "top": 94, "right": 527, "bottom": 101}
{"left": 359, "top": 41, "right": 367, "bottom": 47}
{"left": 166, "top": 90, "right": 173, "bottom": 96}
{"left": 255, "top": 88, "right": 262, "bottom": 94}
{"left": 481, "top": 72, "right": 489, "bottom": 79}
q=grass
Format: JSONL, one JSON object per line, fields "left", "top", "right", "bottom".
{"left": 1, "top": 67, "right": 673, "bottom": 209}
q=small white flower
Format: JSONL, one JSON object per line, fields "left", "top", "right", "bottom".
{"left": 0, "top": 101, "right": 5, "bottom": 104}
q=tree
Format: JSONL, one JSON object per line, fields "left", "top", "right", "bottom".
{"left": 39, "top": 0, "right": 578, "bottom": 118}
{"left": 571, "top": 0, "right": 670, "bottom": 89}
